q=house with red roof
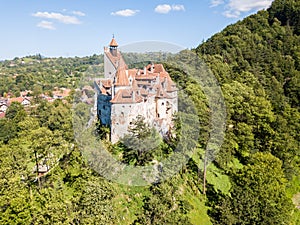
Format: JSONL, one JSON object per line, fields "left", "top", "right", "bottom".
{"left": 8, "top": 96, "right": 31, "bottom": 106}
{"left": 0, "top": 99, "right": 8, "bottom": 113}
{"left": 52, "top": 88, "right": 71, "bottom": 99}
{"left": 0, "top": 112, "right": 5, "bottom": 119}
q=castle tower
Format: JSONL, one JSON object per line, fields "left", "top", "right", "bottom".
{"left": 109, "top": 37, "right": 118, "bottom": 57}
{"left": 104, "top": 36, "right": 122, "bottom": 79}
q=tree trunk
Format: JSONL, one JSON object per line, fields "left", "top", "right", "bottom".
{"left": 34, "top": 150, "right": 41, "bottom": 188}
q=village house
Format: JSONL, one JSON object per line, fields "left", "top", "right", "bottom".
{"left": 0, "top": 112, "right": 5, "bottom": 118}
{"left": 8, "top": 96, "right": 31, "bottom": 107}
{"left": 0, "top": 99, "right": 8, "bottom": 113}
{"left": 0, "top": 87, "right": 74, "bottom": 119}
{"left": 95, "top": 38, "right": 178, "bottom": 143}
{"left": 52, "top": 87, "right": 72, "bottom": 99}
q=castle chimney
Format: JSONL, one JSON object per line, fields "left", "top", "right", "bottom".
{"left": 151, "top": 63, "right": 154, "bottom": 72}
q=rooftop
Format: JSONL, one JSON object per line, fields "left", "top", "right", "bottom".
{"left": 109, "top": 38, "right": 118, "bottom": 47}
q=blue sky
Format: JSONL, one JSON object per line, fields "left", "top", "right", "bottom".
{"left": 0, "top": 0, "right": 273, "bottom": 60}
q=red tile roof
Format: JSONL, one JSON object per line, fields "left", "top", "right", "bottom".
{"left": 109, "top": 38, "right": 118, "bottom": 47}
{"left": 111, "top": 89, "right": 143, "bottom": 104}
{"left": 135, "top": 75, "right": 156, "bottom": 80}
{"left": 0, "top": 112, "right": 5, "bottom": 118}
{"left": 52, "top": 88, "right": 71, "bottom": 98}
{"left": 153, "top": 64, "right": 165, "bottom": 73}
{"left": 98, "top": 60, "right": 177, "bottom": 103}
{"left": 115, "top": 67, "right": 130, "bottom": 86}
{"left": 101, "top": 79, "right": 112, "bottom": 88}
{"left": 105, "top": 49, "right": 127, "bottom": 69}
{"left": 8, "top": 97, "right": 23, "bottom": 104}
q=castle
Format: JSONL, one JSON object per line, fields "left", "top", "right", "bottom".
{"left": 95, "top": 38, "right": 178, "bottom": 143}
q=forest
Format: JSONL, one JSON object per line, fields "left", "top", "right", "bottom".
{"left": 0, "top": 0, "right": 300, "bottom": 224}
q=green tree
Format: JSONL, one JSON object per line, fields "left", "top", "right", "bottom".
{"left": 120, "top": 115, "right": 162, "bottom": 166}
{"left": 6, "top": 101, "right": 27, "bottom": 123}
{"left": 134, "top": 178, "right": 192, "bottom": 225}
{"left": 213, "top": 152, "right": 294, "bottom": 224}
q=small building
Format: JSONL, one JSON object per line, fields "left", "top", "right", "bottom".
{"left": 8, "top": 96, "right": 31, "bottom": 106}
{"left": 33, "top": 164, "right": 49, "bottom": 177}
{"left": 0, "top": 112, "right": 5, "bottom": 119}
{"left": 52, "top": 88, "right": 71, "bottom": 99}
{"left": 0, "top": 101, "right": 8, "bottom": 113}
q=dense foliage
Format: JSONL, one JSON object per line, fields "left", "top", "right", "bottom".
{"left": 196, "top": 0, "right": 300, "bottom": 223}
{"left": 0, "top": 54, "right": 102, "bottom": 97}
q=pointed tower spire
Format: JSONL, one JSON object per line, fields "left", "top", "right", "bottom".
{"left": 109, "top": 35, "right": 118, "bottom": 57}
{"left": 109, "top": 35, "right": 118, "bottom": 47}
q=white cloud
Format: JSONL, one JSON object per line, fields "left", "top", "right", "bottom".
{"left": 154, "top": 4, "right": 185, "bottom": 14}
{"left": 72, "top": 11, "right": 85, "bottom": 17}
{"left": 111, "top": 9, "right": 140, "bottom": 17}
{"left": 32, "top": 11, "right": 81, "bottom": 24}
{"left": 210, "top": 0, "right": 225, "bottom": 7}
{"left": 210, "top": 0, "right": 273, "bottom": 18}
{"left": 223, "top": 10, "right": 240, "bottom": 18}
{"left": 223, "top": 0, "right": 273, "bottom": 18}
{"left": 172, "top": 4, "right": 185, "bottom": 11}
{"left": 228, "top": 0, "right": 273, "bottom": 12}
{"left": 155, "top": 4, "right": 172, "bottom": 14}
{"left": 37, "top": 21, "right": 56, "bottom": 30}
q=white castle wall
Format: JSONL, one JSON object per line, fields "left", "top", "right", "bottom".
{"left": 111, "top": 102, "right": 145, "bottom": 143}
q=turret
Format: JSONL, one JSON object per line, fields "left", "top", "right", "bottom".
{"left": 109, "top": 37, "right": 118, "bottom": 57}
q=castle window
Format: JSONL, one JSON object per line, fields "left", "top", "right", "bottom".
{"left": 158, "top": 113, "right": 160, "bottom": 118}
{"left": 162, "top": 102, "right": 164, "bottom": 106}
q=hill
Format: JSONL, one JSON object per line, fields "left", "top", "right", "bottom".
{"left": 195, "top": 0, "right": 300, "bottom": 223}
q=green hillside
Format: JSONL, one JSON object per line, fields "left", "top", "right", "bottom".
{"left": 195, "top": 0, "right": 300, "bottom": 223}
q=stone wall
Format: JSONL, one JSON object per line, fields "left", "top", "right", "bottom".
{"left": 111, "top": 102, "right": 144, "bottom": 143}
